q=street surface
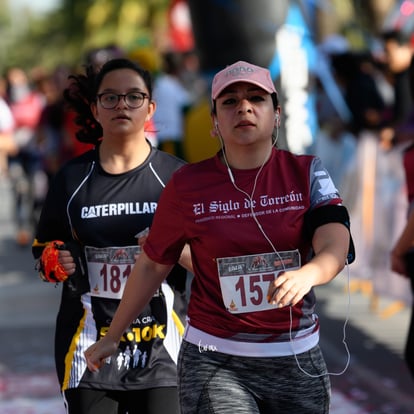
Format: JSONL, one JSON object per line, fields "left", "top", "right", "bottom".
{"left": 0, "top": 176, "right": 414, "bottom": 413}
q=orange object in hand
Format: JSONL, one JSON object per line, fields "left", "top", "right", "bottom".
{"left": 38, "top": 240, "right": 68, "bottom": 283}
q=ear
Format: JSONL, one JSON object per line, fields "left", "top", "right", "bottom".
{"left": 146, "top": 100, "right": 156, "bottom": 122}
{"left": 275, "top": 109, "right": 281, "bottom": 127}
{"left": 91, "top": 102, "right": 100, "bottom": 123}
{"left": 210, "top": 116, "right": 219, "bottom": 137}
{"left": 211, "top": 114, "right": 219, "bottom": 129}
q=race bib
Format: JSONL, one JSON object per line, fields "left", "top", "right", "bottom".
{"left": 85, "top": 245, "right": 140, "bottom": 299}
{"left": 217, "top": 250, "right": 301, "bottom": 314}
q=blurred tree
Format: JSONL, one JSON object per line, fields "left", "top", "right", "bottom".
{"left": 1, "top": 0, "right": 170, "bottom": 73}
{"left": 315, "top": 0, "right": 396, "bottom": 46}
{"left": 0, "top": 0, "right": 399, "bottom": 74}
{"left": 0, "top": 0, "right": 13, "bottom": 69}
{"left": 361, "top": 0, "right": 396, "bottom": 33}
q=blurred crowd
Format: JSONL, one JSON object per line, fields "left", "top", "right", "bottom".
{"left": 0, "top": 31, "right": 414, "bottom": 310}
{"left": 0, "top": 63, "right": 94, "bottom": 246}
{"left": 313, "top": 29, "right": 414, "bottom": 305}
{"left": 0, "top": 45, "right": 207, "bottom": 247}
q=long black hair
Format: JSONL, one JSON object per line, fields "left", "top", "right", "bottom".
{"left": 63, "top": 58, "right": 153, "bottom": 144}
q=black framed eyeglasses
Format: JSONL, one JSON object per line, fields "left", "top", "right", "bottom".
{"left": 97, "top": 92, "right": 149, "bottom": 109}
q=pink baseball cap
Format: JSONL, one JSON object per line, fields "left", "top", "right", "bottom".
{"left": 211, "top": 61, "right": 277, "bottom": 100}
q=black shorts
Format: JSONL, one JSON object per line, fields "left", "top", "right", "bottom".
{"left": 63, "top": 386, "right": 179, "bottom": 414}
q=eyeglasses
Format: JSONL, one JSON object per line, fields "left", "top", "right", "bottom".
{"left": 97, "top": 92, "right": 149, "bottom": 109}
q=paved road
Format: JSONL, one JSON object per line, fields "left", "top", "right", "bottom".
{"left": 318, "top": 276, "right": 414, "bottom": 413}
{"left": 0, "top": 177, "right": 63, "bottom": 413}
{"left": 0, "top": 176, "right": 414, "bottom": 413}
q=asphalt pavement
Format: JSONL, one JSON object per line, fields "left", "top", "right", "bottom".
{"left": 0, "top": 175, "right": 414, "bottom": 414}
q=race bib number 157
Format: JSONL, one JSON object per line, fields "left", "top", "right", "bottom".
{"left": 216, "top": 250, "right": 301, "bottom": 314}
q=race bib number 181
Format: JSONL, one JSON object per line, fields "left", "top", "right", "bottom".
{"left": 85, "top": 245, "right": 140, "bottom": 299}
{"left": 216, "top": 250, "right": 301, "bottom": 314}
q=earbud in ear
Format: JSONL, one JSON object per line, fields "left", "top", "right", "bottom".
{"left": 213, "top": 120, "right": 219, "bottom": 135}
{"left": 275, "top": 113, "right": 280, "bottom": 123}
{"left": 210, "top": 119, "right": 219, "bottom": 137}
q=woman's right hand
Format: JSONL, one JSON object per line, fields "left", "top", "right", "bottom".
{"left": 84, "top": 336, "right": 119, "bottom": 372}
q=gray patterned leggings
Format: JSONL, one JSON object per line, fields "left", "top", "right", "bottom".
{"left": 177, "top": 340, "right": 331, "bottom": 414}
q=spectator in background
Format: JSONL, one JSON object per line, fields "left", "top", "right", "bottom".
{"left": 5, "top": 66, "right": 45, "bottom": 246}
{"left": 313, "top": 36, "right": 358, "bottom": 193}
{"left": 391, "top": 139, "right": 414, "bottom": 379}
{"left": 153, "top": 51, "right": 193, "bottom": 159}
{"left": 179, "top": 50, "right": 208, "bottom": 104}
{"left": 326, "top": 46, "right": 399, "bottom": 294}
{"left": 381, "top": 30, "right": 414, "bottom": 134}
{"left": 330, "top": 51, "right": 388, "bottom": 138}
{"left": 36, "top": 65, "right": 93, "bottom": 181}
{"left": 312, "top": 113, "right": 357, "bottom": 194}
{"left": 0, "top": 83, "right": 16, "bottom": 176}
{"left": 390, "top": 53, "right": 414, "bottom": 380}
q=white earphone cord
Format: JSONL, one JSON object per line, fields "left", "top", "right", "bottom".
{"left": 216, "top": 122, "right": 351, "bottom": 378}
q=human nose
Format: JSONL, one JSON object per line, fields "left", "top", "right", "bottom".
{"left": 115, "top": 95, "right": 129, "bottom": 108}
{"left": 237, "top": 98, "right": 252, "bottom": 113}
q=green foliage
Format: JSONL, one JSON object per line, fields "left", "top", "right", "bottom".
{"left": 0, "top": 0, "right": 170, "bottom": 74}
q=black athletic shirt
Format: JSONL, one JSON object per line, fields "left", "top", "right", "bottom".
{"left": 33, "top": 143, "right": 187, "bottom": 391}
